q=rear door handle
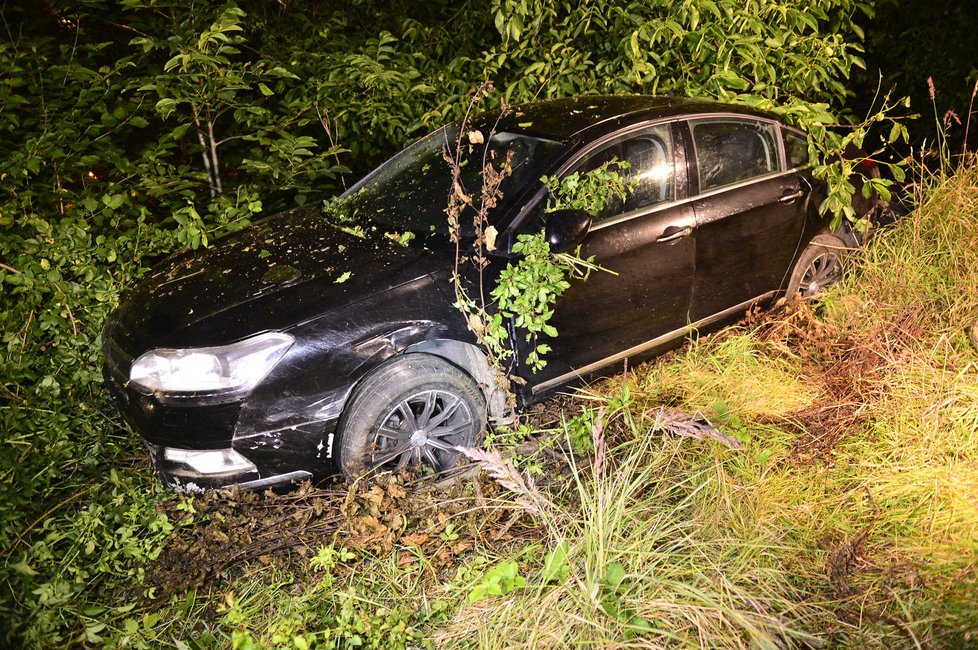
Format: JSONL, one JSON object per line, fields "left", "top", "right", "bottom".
{"left": 656, "top": 225, "right": 693, "bottom": 243}
{"left": 779, "top": 190, "right": 804, "bottom": 203}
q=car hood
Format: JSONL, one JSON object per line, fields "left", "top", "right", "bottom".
{"left": 108, "top": 205, "right": 453, "bottom": 353}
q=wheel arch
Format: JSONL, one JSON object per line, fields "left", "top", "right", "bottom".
{"left": 786, "top": 232, "right": 848, "bottom": 297}
{"left": 403, "top": 339, "right": 513, "bottom": 426}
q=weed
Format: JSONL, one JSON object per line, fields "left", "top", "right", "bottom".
{"left": 468, "top": 561, "right": 527, "bottom": 603}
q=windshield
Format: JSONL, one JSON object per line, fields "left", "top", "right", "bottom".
{"left": 332, "top": 125, "right": 562, "bottom": 238}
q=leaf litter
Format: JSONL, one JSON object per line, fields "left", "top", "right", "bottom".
{"left": 146, "top": 472, "right": 535, "bottom": 599}
{"left": 750, "top": 296, "right": 931, "bottom": 464}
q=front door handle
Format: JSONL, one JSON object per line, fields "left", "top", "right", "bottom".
{"left": 779, "top": 190, "right": 804, "bottom": 203}
{"left": 656, "top": 225, "right": 693, "bottom": 243}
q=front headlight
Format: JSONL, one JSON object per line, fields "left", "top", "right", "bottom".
{"left": 129, "top": 332, "right": 294, "bottom": 395}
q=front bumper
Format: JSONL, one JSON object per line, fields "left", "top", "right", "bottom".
{"left": 103, "top": 326, "right": 347, "bottom": 491}
{"left": 147, "top": 443, "right": 313, "bottom": 493}
{"left": 106, "top": 357, "right": 342, "bottom": 491}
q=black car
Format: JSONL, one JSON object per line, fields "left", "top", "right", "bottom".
{"left": 103, "top": 95, "right": 870, "bottom": 492}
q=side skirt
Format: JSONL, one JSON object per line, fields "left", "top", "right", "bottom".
{"left": 530, "top": 291, "right": 778, "bottom": 396}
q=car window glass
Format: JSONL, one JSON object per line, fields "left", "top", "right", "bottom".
{"left": 691, "top": 119, "right": 778, "bottom": 192}
{"left": 783, "top": 129, "right": 809, "bottom": 168}
{"left": 338, "top": 126, "right": 561, "bottom": 238}
{"left": 573, "top": 123, "right": 676, "bottom": 223}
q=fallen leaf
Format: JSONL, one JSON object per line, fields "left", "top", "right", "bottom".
{"left": 356, "top": 514, "right": 381, "bottom": 530}
{"left": 397, "top": 553, "right": 417, "bottom": 568}
{"left": 400, "top": 533, "right": 430, "bottom": 546}
{"left": 451, "top": 540, "right": 474, "bottom": 554}
{"left": 364, "top": 486, "right": 386, "bottom": 505}
{"left": 387, "top": 483, "right": 407, "bottom": 499}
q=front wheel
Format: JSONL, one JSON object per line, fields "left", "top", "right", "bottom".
{"left": 337, "top": 354, "right": 486, "bottom": 478}
{"left": 786, "top": 234, "right": 848, "bottom": 299}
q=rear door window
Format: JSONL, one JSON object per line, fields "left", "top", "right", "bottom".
{"left": 690, "top": 119, "right": 779, "bottom": 193}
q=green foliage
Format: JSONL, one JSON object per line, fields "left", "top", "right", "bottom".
{"left": 486, "top": 0, "right": 873, "bottom": 102}
{"left": 597, "top": 563, "right": 653, "bottom": 638}
{"left": 221, "top": 585, "right": 422, "bottom": 650}
{"left": 564, "top": 408, "right": 600, "bottom": 456}
{"left": 443, "top": 165, "right": 978, "bottom": 646}
{"left": 542, "top": 158, "right": 636, "bottom": 216}
{"left": 490, "top": 233, "right": 589, "bottom": 372}
{"left": 539, "top": 540, "right": 571, "bottom": 584}
{"left": 807, "top": 91, "right": 911, "bottom": 230}
{"left": 309, "top": 544, "right": 356, "bottom": 576}
{"left": 2, "top": 471, "right": 174, "bottom": 647}
{"left": 468, "top": 560, "right": 527, "bottom": 603}
{"left": 131, "top": 2, "right": 346, "bottom": 199}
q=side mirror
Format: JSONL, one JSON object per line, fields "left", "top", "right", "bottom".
{"left": 544, "top": 209, "right": 592, "bottom": 253}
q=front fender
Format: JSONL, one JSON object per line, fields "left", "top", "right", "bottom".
{"left": 229, "top": 274, "right": 474, "bottom": 478}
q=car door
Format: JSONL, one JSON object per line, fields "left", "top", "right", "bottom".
{"left": 513, "top": 121, "right": 697, "bottom": 394}
{"left": 685, "top": 117, "right": 811, "bottom": 322}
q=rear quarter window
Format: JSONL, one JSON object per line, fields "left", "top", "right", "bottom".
{"left": 782, "top": 129, "right": 810, "bottom": 169}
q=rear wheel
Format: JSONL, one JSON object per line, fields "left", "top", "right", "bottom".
{"left": 338, "top": 354, "right": 486, "bottom": 478}
{"left": 786, "top": 234, "right": 848, "bottom": 299}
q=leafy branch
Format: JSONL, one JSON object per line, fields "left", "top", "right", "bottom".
{"left": 490, "top": 233, "right": 601, "bottom": 372}
{"left": 446, "top": 91, "right": 631, "bottom": 376}
{"left": 541, "top": 158, "right": 636, "bottom": 216}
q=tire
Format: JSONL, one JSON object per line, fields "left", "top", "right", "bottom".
{"left": 338, "top": 354, "right": 486, "bottom": 478}
{"left": 786, "top": 234, "right": 848, "bottom": 299}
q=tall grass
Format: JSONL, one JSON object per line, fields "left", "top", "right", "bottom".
{"left": 436, "top": 162, "right": 978, "bottom": 648}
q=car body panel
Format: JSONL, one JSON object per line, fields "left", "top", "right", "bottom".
{"left": 515, "top": 200, "right": 697, "bottom": 387}
{"left": 690, "top": 172, "right": 811, "bottom": 320}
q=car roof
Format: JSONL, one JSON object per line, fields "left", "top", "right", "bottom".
{"left": 478, "top": 95, "right": 780, "bottom": 141}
